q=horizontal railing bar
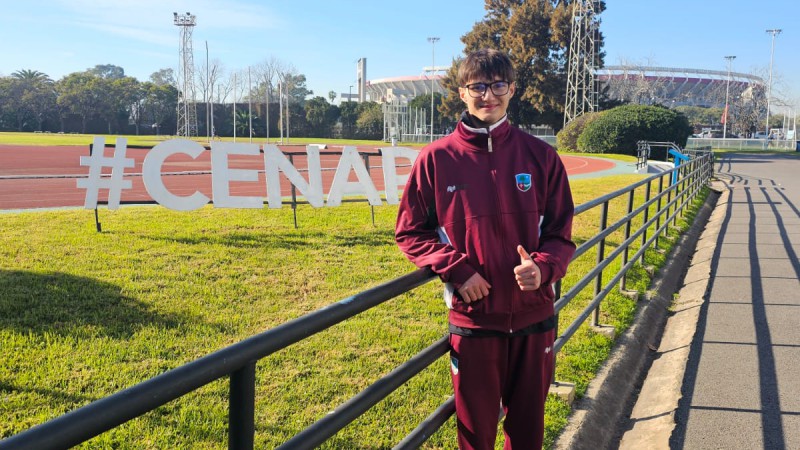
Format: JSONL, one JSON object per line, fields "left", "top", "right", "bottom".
{"left": 574, "top": 154, "right": 708, "bottom": 216}
{"left": 555, "top": 185, "right": 682, "bottom": 313}
{"left": 276, "top": 336, "right": 450, "bottom": 450}
{"left": 394, "top": 396, "right": 456, "bottom": 450}
{"left": 554, "top": 185, "right": 701, "bottom": 354}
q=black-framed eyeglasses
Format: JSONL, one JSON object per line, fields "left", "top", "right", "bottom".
{"left": 463, "top": 80, "right": 511, "bottom": 98}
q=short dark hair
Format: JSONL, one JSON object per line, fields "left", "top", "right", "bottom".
{"left": 458, "top": 49, "right": 516, "bottom": 86}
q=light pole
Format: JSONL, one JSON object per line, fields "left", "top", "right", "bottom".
{"left": 765, "top": 29, "right": 781, "bottom": 136}
{"left": 349, "top": 85, "right": 353, "bottom": 102}
{"left": 427, "top": 36, "right": 440, "bottom": 142}
{"left": 723, "top": 55, "right": 735, "bottom": 139}
{"left": 206, "top": 40, "right": 210, "bottom": 142}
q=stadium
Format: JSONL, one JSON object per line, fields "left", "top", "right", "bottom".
{"left": 595, "top": 65, "right": 765, "bottom": 108}
{"left": 364, "top": 65, "right": 765, "bottom": 109}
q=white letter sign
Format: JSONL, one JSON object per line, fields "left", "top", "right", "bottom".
{"left": 143, "top": 139, "right": 209, "bottom": 211}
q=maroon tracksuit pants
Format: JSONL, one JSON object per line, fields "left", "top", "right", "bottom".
{"left": 449, "top": 329, "right": 555, "bottom": 449}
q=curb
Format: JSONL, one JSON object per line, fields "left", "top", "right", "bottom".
{"left": 553, "top": 183, "right": 723, "bottom": 450}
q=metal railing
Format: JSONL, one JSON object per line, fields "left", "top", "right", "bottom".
{"left": 688, "top": 137, "right": 799, "bottom": 151}
{"left": 0, "top": 151, "right": 714, "bottom": 450}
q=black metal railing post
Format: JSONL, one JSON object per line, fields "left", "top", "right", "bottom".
{"left": 591, "top": 201, "right": 609, "bottom": 327}
{"left": 654, "top": 176, "right": 664, "bottom": 248}
{"left": 229, "top": 361, "right": 257, "bottom": 450}
{"left": 640, "top": 180, "right": 651, "bottom": 265}
{"left": 551, "top": 279, "right": 562, "bottom": 384}
{"left": 620, "top": 189, "right": 635, "bottom": 291}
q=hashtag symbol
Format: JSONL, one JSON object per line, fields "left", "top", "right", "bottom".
{"left": 77, "top": 137, "right": 135, "bottom": 210}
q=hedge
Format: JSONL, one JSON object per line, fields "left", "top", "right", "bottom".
{"left": 576, "top": 105, "right": 692, "bottom": 155}
{"left": 556, "top": 111, "right": 605, "bottom": 152}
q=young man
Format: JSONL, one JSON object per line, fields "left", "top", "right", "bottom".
{"left": 395, "top": 49, "right": 575, "bottom": 449}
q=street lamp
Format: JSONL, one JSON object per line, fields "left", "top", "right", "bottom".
{"left": 765, "top": 29, "right": 781, "bottom": 136}
{"left": 427, "top": 36, "right": 440, "bottom": 143}
{"left": 723, "top": 55, "right": 735, "bottom": 139}
{"left": 349, "top": 85, "right": 353, "bottom": 102}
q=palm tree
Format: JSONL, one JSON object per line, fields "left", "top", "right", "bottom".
{"left": 9, "top": 70, "right": 55, "bottom": 131}
{"left": 11, "top": 69, "right": 52, "bottom": 84}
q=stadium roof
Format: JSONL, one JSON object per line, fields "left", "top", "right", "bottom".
{"left": 366, "top": 75, "right": 445, "bottom": 104}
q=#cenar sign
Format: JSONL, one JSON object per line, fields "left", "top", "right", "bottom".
{"left": 78, "top": 137, "right": 418, "bottom": 211}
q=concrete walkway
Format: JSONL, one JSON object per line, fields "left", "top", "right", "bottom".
{"left": 620, "top": 152, "right": 800, "bottom": 449}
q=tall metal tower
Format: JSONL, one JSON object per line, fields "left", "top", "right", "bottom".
{"left": 563, "top": 1, "right": 599, "bottom": 126}
{"left": 174, "top": 12, "right": 198, "bottom": 136}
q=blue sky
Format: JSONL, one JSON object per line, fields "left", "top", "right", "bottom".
{"left": 2, "top": 0, "right": 797, "bottom": 110}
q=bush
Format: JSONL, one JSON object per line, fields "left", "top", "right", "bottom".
{"left": 577, "top": 105, "right": 693, "bottom": 155}
{"left": 556, "top": 111, "right": 605, "bottom": 152}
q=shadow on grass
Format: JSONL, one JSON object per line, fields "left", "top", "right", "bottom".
{"left": 0, "top": 270, "right": 188, "bottom": 338}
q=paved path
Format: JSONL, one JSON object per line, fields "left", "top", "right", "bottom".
{"left": 620, "top": 152, "right": 800, "bottom": 449}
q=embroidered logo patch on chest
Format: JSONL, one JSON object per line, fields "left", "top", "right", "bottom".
{"left": 515, "top": 173, "right": 532, "bottom": 192}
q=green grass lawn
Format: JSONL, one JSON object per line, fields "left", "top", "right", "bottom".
{"left": 0, "top": 135, "right": 704, "bottom": 448}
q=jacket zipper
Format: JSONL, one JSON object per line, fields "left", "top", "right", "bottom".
{"left": 486, "top": 128, "right": 512, "bottom": 332}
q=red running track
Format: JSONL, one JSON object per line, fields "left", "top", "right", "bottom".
{"left": 0, "top": 144, "right": 615, "bottom": 210}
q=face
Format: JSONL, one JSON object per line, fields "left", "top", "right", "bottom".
{"left": 459, "top": 77, "right": 515, "bottom": 127}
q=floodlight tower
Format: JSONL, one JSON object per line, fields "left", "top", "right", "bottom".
{"left": 563, "top": 0, "right": 599, "bottom": 127}
{"left": 174, "top": 12, "right": 198, "bottom": 137}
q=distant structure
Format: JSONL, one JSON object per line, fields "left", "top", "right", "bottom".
{"left": 173, "top": 12, "right": 198, "bottom": 137}
{"left": 357, "top": 58, "right": 367, "bottom": 102}
{"left": 367, "top": 66, "right": 447, "bottom": 142}
{"left": 366, "top": 72, "right": 447, "bottom": 104}
{"left": 563, "top": 0, "right": 599, "bottom": 126}
{"left": 596, "top": 66, "right": 764, "bottom": 108}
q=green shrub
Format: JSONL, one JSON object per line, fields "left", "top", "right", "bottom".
{"left": 577, "top": 104, "right": 692, "bottom": 155}
{"left": 556, "top": 111, "right": 605, "bottom": 152}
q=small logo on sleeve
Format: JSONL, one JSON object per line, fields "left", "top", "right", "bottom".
{"left": 515, "top": 173, "right": 532, "bottom": 192}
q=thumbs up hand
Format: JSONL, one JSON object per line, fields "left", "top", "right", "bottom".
{"left": 514, "top": 245, "right": 541, "bottom": 291}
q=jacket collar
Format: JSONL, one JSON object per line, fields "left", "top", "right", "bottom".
{"left": 454, "top": 111, "right": 511, "bottom": 151}
{"left": 460, "top": 111, "right": 509, "bottom": 134}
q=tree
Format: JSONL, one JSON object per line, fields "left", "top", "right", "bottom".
{"left": 88, "top": 64, "right": 125, "bottom": 80}
{"left": 282, "top": 73, "right": 313, "bottom": 105}
{"left": 328, "top": 90, "right": 337, "bottom": 104}
{"left": 444, "top": 0, "right": 606, "bottom": 130}
{"left": 8, "top": 70, "right": 56, "bottom": 131}
{"left": 150, "top": 68, "right": 176, "bottom": 87}
{"left": 254, "top": 57, "right": 288, "bottom": 139}
{"left": 439, "top": 57, "right": 464, "bottom": 121}
{"left": 11, "top": 69, "right": 51, "bottom": 83}
{"left": 409, "top": 92, "right": 447, "bottom": 132}
{"left": 110, "top": 77, "right": 145, "bottom": 134}
{"left": 339, "top": 101, "right": 359, "bottom": 138}
{"left": 196, "top": 59, "right": 225, "bottom": 136}
{"left": 55, "top": 72, "right": 109, "bottom": 133}
{"left": 304, "top": 96, "right": 338, "bottom": 138}
{"left": 355, "top": 101, "right": 383, "bottom": 139}
{"left": 143, "top": 82, "right": 179, "bottom": 135}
